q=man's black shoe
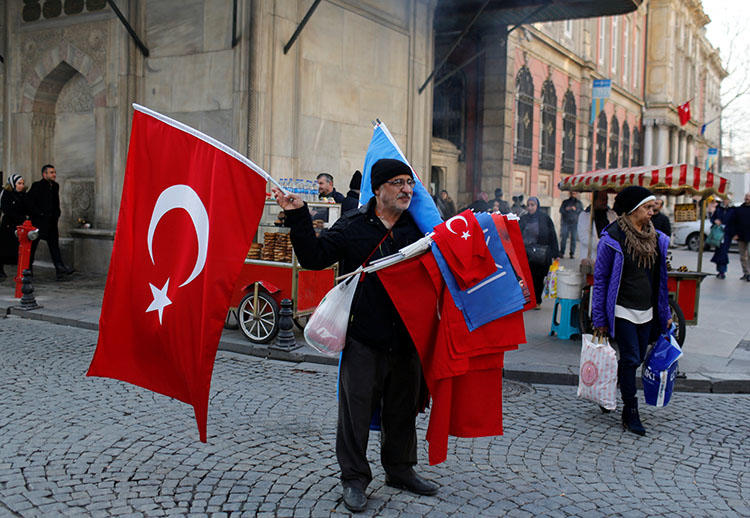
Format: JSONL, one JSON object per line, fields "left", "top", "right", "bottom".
{"left": 342, "top": 486, "right": 367, "bottom": 513}
{"left": 385, "top": 471, "right": 438, "bottom": 496}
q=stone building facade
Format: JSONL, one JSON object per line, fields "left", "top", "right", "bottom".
{"left": 501, "top": 8, "right": 649, "bottom": 211}
{"left": 5, "top": 1, "right": 720, "bottom": 272}
{"left": 1, "top": 0, "right": 435, "bottom": 272}
{"left": 642, "top": 0, "right": 725, "bottom": 170}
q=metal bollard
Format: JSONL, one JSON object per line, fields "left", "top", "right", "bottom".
{"left": 270, "top": 298, "right": 301, "bottom": 351}
{"left": 17, "top": 269, "right": 42, "bottom": 311}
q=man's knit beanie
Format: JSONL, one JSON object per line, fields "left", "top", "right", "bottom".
{"left": 349, "top": 170, "right": 362, "bottom": 190}
{"left": 370, "top": 159, "right": 413, "bottom": 191}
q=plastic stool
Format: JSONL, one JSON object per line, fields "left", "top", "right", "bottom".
{"left": 550, "top": 297, "right": 581, "bottom": 340}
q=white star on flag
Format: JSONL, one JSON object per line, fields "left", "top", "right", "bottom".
{"left": 146, "top": 279, "right": 172, "bottom": 324}
{"left": 461, "top": 231, "right": 471, "bottom": 240}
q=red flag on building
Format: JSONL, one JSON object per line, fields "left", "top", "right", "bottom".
{"left": 678, "top": 101, "right": 691, "bottom": 126}
{"left": 87, "top": 105, "right": 269, "bottom": 442}
{"left": 431, "top": 210, "right": 497, "bottom": 290}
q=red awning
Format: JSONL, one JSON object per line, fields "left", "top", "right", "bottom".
{"left": 558, "top": 164, "right": 728, "bottom": 198}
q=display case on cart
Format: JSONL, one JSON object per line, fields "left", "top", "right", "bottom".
{"left": 228, "top": 200, "right": 340, "bottom": 344}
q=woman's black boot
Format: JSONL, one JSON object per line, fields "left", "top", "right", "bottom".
{"left": 622, "top": 403, "right": 646, "bottom": 436}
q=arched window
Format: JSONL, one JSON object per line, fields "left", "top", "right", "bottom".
{"left": 514, "top": 66, "right": 534, "bottom": 166}
{"left": 586, "top": 125, "right": 594, "bottom": 171}
{"left": 608, "top": 115, "right": 619, "bottom": 168}
{"left": 596, "top": 111, "right": 607, "bottom": 169}
{"left": 562, "top": 90, "right": 576, "bottom": 174}
{"left": 631, "top": 127, "right": 641, "bottom": 166}
{"left": 621, "top": 121, "right": 630, "bottom": 168}
{"left": 539, "top": 80, "right": 557, "bottom": 170}
{"left": 432, "top": 64, "right": 466, "bottom": 153}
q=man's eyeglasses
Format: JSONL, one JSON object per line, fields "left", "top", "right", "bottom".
{"left": 385, "top": 178, "right": 416, "bottom": 188}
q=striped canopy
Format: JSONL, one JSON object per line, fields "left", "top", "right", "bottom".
{"left": 558, "top": 164, "right": 728, "bottom": 198}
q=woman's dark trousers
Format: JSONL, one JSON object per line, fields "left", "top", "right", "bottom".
{"left": 614, "top": 318, "right": 652, "bottom": 405}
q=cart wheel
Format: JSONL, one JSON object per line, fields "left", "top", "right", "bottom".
{"left": 669, "top": 297, "right": 686, "bottom": 347}
{"left": 579, "top": 285, "right": 593, "bottom": 335}
{"left": 238, "top": 292, "right": 279, "bottom": 344}
{"left": 224, "top": 308, "right": 239, "bottom": 330}
{"left": 686, "top": 232, "right": 700, "bottom": 252}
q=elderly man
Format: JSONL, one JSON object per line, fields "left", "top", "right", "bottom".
{"left": 272, "top": 159, "right": 437, "bottom": 513}
{"left": 728, "top": 192, "right": 750, "bottom": 281}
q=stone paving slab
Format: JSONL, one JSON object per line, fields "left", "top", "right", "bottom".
{"left": 2, "top": 247, "right": 749, "bottom": 393}
{"left": 1, "top": 318, "right": 749, "bottom": 517}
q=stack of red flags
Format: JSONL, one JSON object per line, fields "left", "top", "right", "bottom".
{"left": 377, "top": 214, "right": 534, "bottom": 464}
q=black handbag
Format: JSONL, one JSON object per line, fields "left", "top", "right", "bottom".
{"left": 525, "top": 243, "right": 549, "bottom": 264}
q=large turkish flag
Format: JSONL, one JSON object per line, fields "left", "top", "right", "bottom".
{"left": 87, "top": 105, "right": 268, "bottom": 441}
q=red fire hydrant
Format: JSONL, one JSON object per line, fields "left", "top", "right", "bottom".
{"left": 15, "top": 220, "right": 39, "bottom": 298}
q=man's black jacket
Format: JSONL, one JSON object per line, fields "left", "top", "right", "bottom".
{"left": 285, "top": 198, "right": 422, "bottom": 349}
{"left": 28, "top": 179, "right": 61, "bottom": 233}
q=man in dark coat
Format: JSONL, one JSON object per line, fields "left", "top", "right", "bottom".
{"left": 492, "top": 188, "right": 511, "bottom": 214}
{"left": 728, "top": 192, "right": 750, "bottom": 281}
{"left": 341, "top": 170, "right": 361, "bottom": 214}
{"left": 559, "top": 192, "right": 583, "bottom": 258}
{"left": 272, "top": 159, "right": 437, "bottom": 513}
{"left": 27, "top": 164, "right": 73, "bottom": 279}
{"left": 650, "top": 198, "right": 672, "bottom": 237}
{"left": 312, "top": 172, "right": 346, "bottom": 223}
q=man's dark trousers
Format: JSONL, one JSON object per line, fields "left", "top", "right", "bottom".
{"left": 29, "top": 218, "right": 65, "bottom": 271}
{"left": 336, "top": 336, "right": 421, "bottom": 491}
{"left": 560, "top": 222, "right": 578, "bottom": 256}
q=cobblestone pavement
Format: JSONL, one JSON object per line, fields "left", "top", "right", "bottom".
{"left": 1, "top": 318, "right": 749, "bottom": 518}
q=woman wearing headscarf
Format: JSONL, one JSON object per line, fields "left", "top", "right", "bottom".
{"left": 592, "top": 186, "right": 671, "bottom": 436}
{"left": 1, "top": 174, "right": 31, "bottom": 280}
{"left": 519, "top": 196, "right": 559, "bottom": 308}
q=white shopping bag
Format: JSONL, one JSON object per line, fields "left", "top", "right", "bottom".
{"left": 303, "top": 275, "right": 359, "bottom": 355}
{"left": 577, "top": 333, "right": 618, "bottom": 410}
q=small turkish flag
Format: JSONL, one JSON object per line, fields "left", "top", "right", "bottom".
{"left": 431, "top": 210, "right": 497, "bottom": 290}
{"left": 678, "top": 101, "right": 691, "bottom": 126}
{"left": 87, "top": 105, "right": 268, "bottom": 441}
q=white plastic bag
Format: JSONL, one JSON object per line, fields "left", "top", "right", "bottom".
{"left": 577, "top": 333, "right": 618, "bottom": 410}
{"left": 304, "top": 275, "right": 359, "bottom": 355}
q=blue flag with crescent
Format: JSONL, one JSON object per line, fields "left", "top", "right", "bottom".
{"left": 432, "top": 212, "right": 526, "bottom": 330}
{"left": 360, "top": 122, "right": 442, "bottom": 234}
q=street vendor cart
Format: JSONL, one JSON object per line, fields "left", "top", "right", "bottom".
{"left": 227, "top": 200, "right": 339, "bottom": 344}
{"left": 559, "top": 164, "right": 728, "bottom": 346}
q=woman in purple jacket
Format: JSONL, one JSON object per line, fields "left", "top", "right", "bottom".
{"left": 592, "top": 186, "right": 671, "bottom": 436}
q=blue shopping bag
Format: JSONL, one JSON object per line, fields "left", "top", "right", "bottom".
{"left": 642, "top": 326, "right": 683, "bottom": 407}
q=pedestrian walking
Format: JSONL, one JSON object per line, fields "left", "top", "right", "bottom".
{"left": 435, "top": 189, "right": 456, "bottom": 220}
{"left": 1, "top": 174, "right": 32, "bottom": 281}
{"left": 591, "top": 186, "right": 672, "bottom": 436}
{"left": 519, "top": 196, "right": 559, "bottom": 308}
{"left": 27, "top": 164, "right": 74, "bottom": 279}
{"left": 341, "top": 170, "right": 362, "bottom": 214}
{"left": 559, "top": 192, "right": 583, "bottom": 258}
{"left": 710, "top": 197, "right": 733, "bottom": 279}
{"left": 492, "top": 188, "right": 511, "bottom": 214}
{"left": 272, "top": 158, "right": 437, "bottom": 513}
{"left": 650, "top": 198, "right": 672, "bottom": 237}
{"left": 728, "top": 192, "right": 750, "bottom": 281}
{"left": 577, "top": 191, "right": 617, "bottom": 256}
